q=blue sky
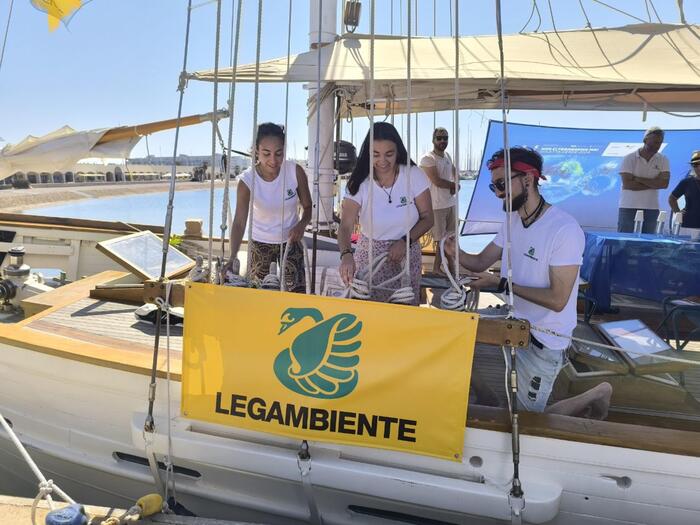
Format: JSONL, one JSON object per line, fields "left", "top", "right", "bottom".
{"left": 0, "top": 0, "right": 698, "bottom": 166}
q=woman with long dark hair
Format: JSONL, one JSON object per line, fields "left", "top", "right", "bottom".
{"left": 229, "top": 123, "right": 312, "bottom": 291}
{"left": 337, "top": 122, "right": 433, "bottom": 304}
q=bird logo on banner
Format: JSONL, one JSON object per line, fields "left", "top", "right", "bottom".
{"left": 274, "top": 308, "right": 362, "bottom": 399}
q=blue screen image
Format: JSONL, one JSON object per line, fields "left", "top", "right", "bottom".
{"left": 463, "top": 121, "right": 699, "bottom": 234}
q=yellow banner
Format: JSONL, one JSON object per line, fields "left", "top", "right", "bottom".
{"left": 182, "top": 283, "right": 478, "bottom": 461}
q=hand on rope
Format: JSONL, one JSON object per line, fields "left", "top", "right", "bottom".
{"left": 343, "top": 252, "right": 414, "bottom": 304}
{"left": 438, "top": 236, "right": 470, "bottom": 311}
{"left": 280, "top": 238, "right": 312, "bottom": 294}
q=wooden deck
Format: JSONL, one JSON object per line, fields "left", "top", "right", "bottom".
{"left": 0, "top": 271, "right": 181, "bottom": 379}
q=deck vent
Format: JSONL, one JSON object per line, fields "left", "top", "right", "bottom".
{"left": 113, "top": 452, "right": 201, "bottom": 479}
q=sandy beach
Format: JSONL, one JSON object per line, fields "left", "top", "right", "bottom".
{"left": 0, "top": 180, "right": 226, "bottom": 213}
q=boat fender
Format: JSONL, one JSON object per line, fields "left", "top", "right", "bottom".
{"left": 44, "top": 504, "right": 88, "bottom": 525}
{"left": 136, "top": 493, "right": 163, "bottom": 517}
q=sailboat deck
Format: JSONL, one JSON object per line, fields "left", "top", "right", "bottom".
{"left": 26, "top": 298, "right": 184, "bottom": 354}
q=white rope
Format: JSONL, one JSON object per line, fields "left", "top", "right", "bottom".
{"left": 261, "top": 263, "right": 281, "bottom": 290}
{"left": 400, "top": 0, "right": 413, "bottom": 304}
{"left": 245, "top": 0, "right": 264, "bottom": 276}
{"left": 207, "top": 0, "right": 223, "bottom": 273}
{"left": 344, "top": 252, "right": 414, "bottom": 304}
{"left": 219, "top": 0, "right": 243, "bottom": 266}
{"left": 280, "top": 0, "right": 293, "bottom": 279}
{"left": 368, "top": 0, "right": 376, "bottom": 297}
{"left": 452, "top": 0, "right": 462, "bottom": 297}
{"left": 223, "top": 257, "right": 249, "bottom": 287}
{"left": 0, "top": 414, "right": 76, "bottom": 525}
{"left": 311, "top": 0, "right": 323, "bottom": 238}
{"left": 438, "top": 237, "right": 467, "bottom": 311}
{"left": 495, "top": 0, "right": 515, "bottom": 318}
{"left": 280, "top": 238, "right": 312, "bottom": 294}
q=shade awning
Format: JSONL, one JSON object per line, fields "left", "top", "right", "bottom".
{"left": 0, "top": 111, "right": 227, "bottom": 181}
{"left": 190, "top": 23, "right": 700, "bottom": 115}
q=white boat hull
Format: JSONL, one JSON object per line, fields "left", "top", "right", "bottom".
{"left": 2, "top": 341, "right": 700, "bottom": 525}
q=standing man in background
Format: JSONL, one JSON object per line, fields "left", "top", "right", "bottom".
{"left": 420, "top": 127, "right": 457, "bottom": 272}
{"left": 618, "top": 126, "right": 670, "bottom": 233}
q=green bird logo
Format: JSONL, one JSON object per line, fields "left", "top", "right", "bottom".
{"left": 273, "top": 308, "right": 362, "bottom": 399}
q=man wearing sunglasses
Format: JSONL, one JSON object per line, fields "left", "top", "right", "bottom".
{"left": 420, "top": 127, "right": 458, "bottom": 273}
{"left": 445, "top": 147, "right": 612, "bottom": 417}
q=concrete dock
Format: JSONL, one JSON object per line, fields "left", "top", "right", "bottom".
{"left": 0, "top": 495, "right": 264, "bottom": 525}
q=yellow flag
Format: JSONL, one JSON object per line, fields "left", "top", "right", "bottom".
{"left": 31, "top": 0, "right": 82, "bottom": 31}
{"left": 182, "top": 284, "right": 478, "bottom": 461}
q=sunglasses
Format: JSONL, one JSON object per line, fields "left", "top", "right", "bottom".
{"left": 489, "top": 173, "right": 525, "bottom": 193}
{"left": 435, "top": 135, "right": 449, "bottom": 141}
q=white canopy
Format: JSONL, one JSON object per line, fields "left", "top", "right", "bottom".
{"left": 190, "top": 23, "right": 700, "bottom": 115}
{"left": 0, "top": 111, "right": 226, "bottom": 181}
{"left": 0, "top": 126, "right": 138, "bottom": 181}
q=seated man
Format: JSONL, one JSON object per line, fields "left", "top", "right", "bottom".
{"left": 446, "top": 146, "right": 611, "bottom": 417}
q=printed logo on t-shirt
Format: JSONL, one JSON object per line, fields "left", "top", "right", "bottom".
{"left": 285, "top": 188, "right": 297, "bottom": 201}
{"left": 524, "top": 246, "right": 539, "bottom": 261}
{"left": 396, "top": 196, "right": 409, "bottom": 208}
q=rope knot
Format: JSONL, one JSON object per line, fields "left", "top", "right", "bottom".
{"left": 38, "top": 479, "right": 54, "bottom": 497}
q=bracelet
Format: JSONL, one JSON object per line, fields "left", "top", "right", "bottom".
{"left": 340, "top": 248, "right": 353, "bottom": 260}
{"left": 497, "top": 277, "right": 510, "bottom": 294}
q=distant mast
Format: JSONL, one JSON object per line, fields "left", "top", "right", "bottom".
{"left": 307, "top": 0, "right": 338, "bottom": 235}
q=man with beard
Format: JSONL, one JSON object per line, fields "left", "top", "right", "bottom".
{"left": 618, "top": 126, "right": 670, "bottom": 233}
{"left": 445, "top": 146, "right": 612, "bottom": 416}
{"left": 420, "top": 127, "right": 457, "bottom": 272}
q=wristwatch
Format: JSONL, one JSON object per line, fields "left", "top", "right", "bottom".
{"left": 340, "top": 248, "right": 353, "bottom": 260}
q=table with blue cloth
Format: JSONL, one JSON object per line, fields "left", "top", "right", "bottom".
{"left": 581, "top": 231, "right": 700, "bottom": 312}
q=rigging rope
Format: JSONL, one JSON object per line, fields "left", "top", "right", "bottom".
{"left": 281, "top": 0, "right": 294, "bottom": 284}
{"left": 145, "top": 0, "right": 194, "bottom": 435}
{"left": 245, "top": 0, "right": 264, "bottom": 278}
{"left": 220, "top": 0, "right": 243, "bottom": 268}
{"left": 452, "top": 0, "right": 461, "bottom": 306}
{"left": 310, "top": 0, "right": 323, "bottom": 294}
{"left": 207, "top": 0, "right": 223, "bottom": 277}
{"left": 0, "top": 0, "right": 14, "bottom": 79}
{"left": 368, "top": 0, "right": 376, "bottom": 297}
{"left": 495, "top": 0, "right": 525, "bottom": 520}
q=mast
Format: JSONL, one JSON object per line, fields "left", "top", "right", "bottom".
{"left": 307, "top": 0, "right": 337, "bottom": 236}
{"left": 308, "top": 0, "right": 338, "bottom": 293}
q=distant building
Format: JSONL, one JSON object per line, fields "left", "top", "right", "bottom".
{"left": 127, "top": 154, "right": 251, "bottom": 175}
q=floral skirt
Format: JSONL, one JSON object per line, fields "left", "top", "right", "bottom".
{"left": 354, "top": 234, "right": 422, "bottom": 305}
{"left": 248, "top": 240, "right": 306, "bottom": 292}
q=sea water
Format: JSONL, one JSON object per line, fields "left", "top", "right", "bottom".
{"left": 22, "top": 180, "right": 493, "bottom": 252}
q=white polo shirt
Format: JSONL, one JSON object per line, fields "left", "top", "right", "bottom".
{"left": 493, "top": 206, "right": 585, "bottom": 350}
{"left": 618, "top": 150, "right": 669, "bottom": 210}
{"left": 344, "top": 165, "right": 430, "bottom": 240}
{"left": 419, "top": 150, "right": 457, "bottom": 210}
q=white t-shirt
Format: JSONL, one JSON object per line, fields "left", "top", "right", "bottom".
{"left": 345, "top": 165, "right": 430, "bottom": 240}
{"left": 618, "top": 150, "right": 670, "bottom": 209}
{"left": 493, "top": 206, "right": 584, "bottom": 350}
{"left": 239, "top": 160, "right": 301, "bottom": 243}
{"left": 419, "top": 150, "right": 457, "bottom": 210}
